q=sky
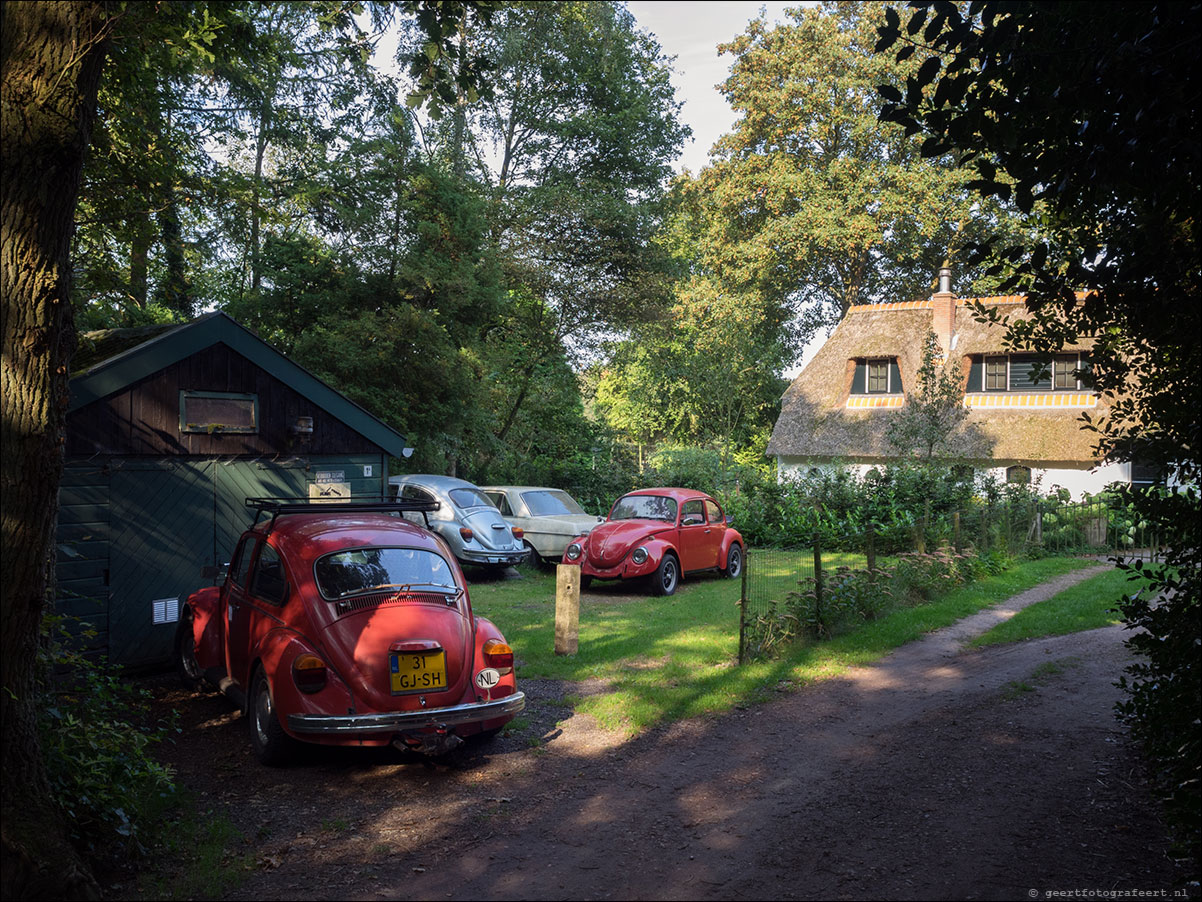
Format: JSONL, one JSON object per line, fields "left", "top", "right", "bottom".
{"left": 625, "top": 2, "right": 799, "bottom": 173}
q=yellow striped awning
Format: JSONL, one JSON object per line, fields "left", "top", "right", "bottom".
{"left": 963, "top": 392, "right": 1097, "bottom": 409}
{"left": 846, "top": 395, "right": 906, "bottom": 409}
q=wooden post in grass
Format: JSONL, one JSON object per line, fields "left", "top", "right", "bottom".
{"left": 866, "top": 522, "right": 877, "bottom": 578}
{"left": 738, "top": 549, "right": 748, "bottom": 666}
{"left": 953, "top": 511, "right": 962, "bottom": 552}
{"left": 813, "top": 536, "right": 824, "bottom": 635}
{"left": 555, "top": 564, "right": 580, "bottom": 655}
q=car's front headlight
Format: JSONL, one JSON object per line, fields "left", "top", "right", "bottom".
{"left": 631, "top": 546, "right": 648, "bottom": 565}
{"left": 565, "top": 542, "right": 582, "bottom": 561}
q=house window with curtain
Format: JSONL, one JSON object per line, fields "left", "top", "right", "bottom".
{"left": 970, "top": 353, "right": 1091, "bottom": 393}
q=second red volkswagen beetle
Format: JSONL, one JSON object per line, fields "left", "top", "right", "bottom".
{"left": 562, "top": 488, "right": 743, "bottom": 595}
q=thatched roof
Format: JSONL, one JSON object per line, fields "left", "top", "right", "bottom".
{"left": 767, "top": 298, "right": 1104, "bottom": 466}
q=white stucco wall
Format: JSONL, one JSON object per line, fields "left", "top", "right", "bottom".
{"left": 774, "top": 456, "right": 1133, "bottom": 500}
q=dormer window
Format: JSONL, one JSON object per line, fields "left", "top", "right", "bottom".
{"left": 851, "top": 358, "right": 902, "bottom": 395}
{"left": 969, "top": 354, "right": 1092, "bottom": 393}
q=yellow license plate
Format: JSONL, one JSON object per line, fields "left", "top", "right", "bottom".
{"left": 389, "top": 650, "right": 447, "bottom": 694}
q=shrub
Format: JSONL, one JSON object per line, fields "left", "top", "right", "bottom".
{"left": 38, "top": 615, "right": 178, "bottom": 863}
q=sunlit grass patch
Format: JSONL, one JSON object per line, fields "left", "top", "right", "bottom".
{"left": 468, "top": 556, "right": 1096, "bottom": 735}
{"left": 971, "top": 566, "right": 1147, "bottom": 648}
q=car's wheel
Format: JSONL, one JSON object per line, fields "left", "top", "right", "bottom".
{"left": 722, "top": 543, "right": 743, "bottom": 579}
{"left": 651, "top": 554, "right": 679, "bottom": 596}
{"left": 521, "top": 541, "right": 543, "bottom": 570}
{"left": 174, "top": 612, "right": 204, "bottom": 690}
{"left": 249, "top": 668, "right": 295, "bottom": 766}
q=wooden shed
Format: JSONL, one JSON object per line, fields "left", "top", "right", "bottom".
{"left": 58, "top": 312, "right": 408, "bottom": 666}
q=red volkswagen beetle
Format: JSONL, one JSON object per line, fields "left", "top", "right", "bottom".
{"left": 176, "top": 500, "right": 525, "bottom": 764}
{"left": 561, "top": 488, "right": 743, "bottom": 596}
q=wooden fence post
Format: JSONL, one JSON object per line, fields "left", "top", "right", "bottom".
{"left": 813, "top": 535, "right": 824, "bottom": 635}
{"left": 866, "top": 521, "right": 877, "bottom": 578}
{"left": 953, "top": 511, "right": 961, "bottom": 552}
{"left": 738, "top": 549, "right": 748, "bottom": 665}
{"left": 555, "top": 564, "right": 580, "bottom": 656}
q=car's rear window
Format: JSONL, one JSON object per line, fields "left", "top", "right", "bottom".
{"left": 522, "top": 490, "right": 586, "bottom": 517}
{"left": 314, "top": 547, "right": 457, "bottom": 599}
{"left": 609, "top": 494, "right": 677, "bottom": 522}
{"left": 449, "top": 487, "right": 492, "bottom": 510}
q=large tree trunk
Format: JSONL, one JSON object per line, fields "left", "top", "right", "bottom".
{"left": 1, "top": 2, "right": 109, "bottom": 898}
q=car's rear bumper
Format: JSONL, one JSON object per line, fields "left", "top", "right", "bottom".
{"left": 459, "top": 549, "right": 527, "bottom": 566}
{"left": 287, "top": 691, "right": 526, "bottom": 735}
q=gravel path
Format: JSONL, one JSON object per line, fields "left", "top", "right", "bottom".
{"left": 135, "top": 565, "right": 1196, "bottom": 901}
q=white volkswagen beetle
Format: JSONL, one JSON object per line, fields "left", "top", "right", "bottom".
{"left": 481, "top": 485, "right": 602, "bottom": 567}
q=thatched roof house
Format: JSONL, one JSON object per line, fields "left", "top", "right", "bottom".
{"left": 767, "top": 274, "right": 1131, "bottom": 497}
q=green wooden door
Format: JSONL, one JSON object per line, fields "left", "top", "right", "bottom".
{"left": 109, "top": 460, "right": 214, "bottom": 665}
{"left": 107, "top": 455, "right": 385, "bottom": 665}
{"left": 214, "top": 460, "right": 309, "bottom": 567}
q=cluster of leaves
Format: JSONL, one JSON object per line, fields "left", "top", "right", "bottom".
{"left": 884, "top": 330, "right": 970, "bottom": 461}
{"left": 72, "top": 1, "right": 688, "bottom": 480}
{"left": 717, "top": 462, "right": 987, "bottom": 552}
{"left": 37, "top": 616, "right": 178, "bottom": 864}
{"left": 1115, "top": 486, "right": 1202, "bottom": 857}
{"left": 876, "top": 2, "right": 1199, "bottom": 857}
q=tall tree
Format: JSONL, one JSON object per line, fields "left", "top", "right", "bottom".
{"left": 596, "top": 175, "right": 793, "bottom": 458}
{"left": 2, "top": 3, "right": 111, "bottom": 896}
{"left": 877, "top": 0, "right": 1200, "bottom": 855}
{"left": 2, "top": 4, "right": 499, "bottom": 893}
{"left": 446, "top": 1, "right": 687, "bottom": 432}
{"left": 703, "top": 0, "right": 1023, "bottom": 350}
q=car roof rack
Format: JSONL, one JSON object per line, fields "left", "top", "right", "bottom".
{"left": 245, "top": 496, "right": 440, "bottom": 533}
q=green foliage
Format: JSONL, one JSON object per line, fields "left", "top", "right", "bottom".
{"left": 700, "top": 0, "right": 1022, "bottom": 349}
{"left": 878, "top": 3, "right": 1200, "bottom": 856}
{"left": 37, "top": 617, "right": 177, "bottom": 863}
{"left": 782, "top": 548, "right": 989, "bottom": 642}
{"left": 885, "top": 330, "right": 970, "bottom": 460}
{"left": 400, "top": 1, "right": 502, "bottom": 115}
{"left": 973, "top": 567, "right": 1141, "bottom": 648}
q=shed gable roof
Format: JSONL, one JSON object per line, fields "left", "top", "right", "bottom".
{"left": 69, "top": 312, "right": 407, "bottom": 458}
{"left": 767, "top": 297, "right": 1103, "bottom": 466}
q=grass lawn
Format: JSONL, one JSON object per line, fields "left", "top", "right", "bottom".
{"left": 970, "top": 565, "right": 1150, "bottom": 648}
{"left": 467, "top": 555, "right": 1097, "bottom": 736}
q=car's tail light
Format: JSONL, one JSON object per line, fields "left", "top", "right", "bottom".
{"left": 483, "top": 639, "right": 513, "bottom": 675}
{"left": 511, "top": 526, "right": 524, "bottom": 539}
{"left": 292, "top": 654, "right": 328, "bottom": 693}
{"left": 459, "top": 527, "right": 474, "bottom": 542}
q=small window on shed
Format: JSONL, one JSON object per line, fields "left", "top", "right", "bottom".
{"left": 180, "top": 391, "right": 258, "bottom": 434}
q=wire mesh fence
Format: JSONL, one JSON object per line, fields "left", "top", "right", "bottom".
{"left": 737, "top": 496, "right": 1165, "bottom": 663}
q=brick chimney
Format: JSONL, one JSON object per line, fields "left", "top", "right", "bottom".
{"left": 932, "top": 265, "right": 956, "bottom": 356}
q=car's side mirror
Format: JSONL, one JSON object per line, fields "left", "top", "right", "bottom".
{"left": 726, "top": 515, "right": 735, "bottom": 526}
{"left": 202, "top": 563, "right": 228, "bottom": 581}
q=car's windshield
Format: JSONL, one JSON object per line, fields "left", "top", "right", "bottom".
{"left": 522, "top": 490, "right": 586, "bottom": 517}
{"left": 449, "top": 487, "right": 493, "bottom": 510}
{"left": 609, "top": 494, "right": 677, "bottom": 523}
{"left": 314, "top": 547, "right": 457, "bottom": 599}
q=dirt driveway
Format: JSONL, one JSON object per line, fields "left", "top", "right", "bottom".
{"left": 129, "top": 567, "right": 1196, "bottom": 901}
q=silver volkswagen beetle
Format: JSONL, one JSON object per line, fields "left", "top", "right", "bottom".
{"left": 481, "top": 486, "right": 602, "bottom": 567}
{"left": 388, "top": 474, "right": 527, "bottom": 571}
